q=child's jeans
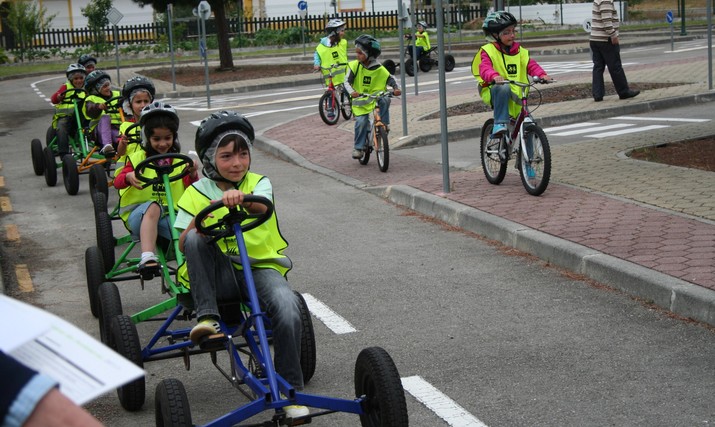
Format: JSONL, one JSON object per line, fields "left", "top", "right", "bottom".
{"left": 55, "top": 116, "right": 76, "bottom": 156}
{"left": 490, "top": 84, "right": 513, "bottom": 126}
{"left": 93, "top": 115, "right": 119, "bottom": 149}
{"left": 354, "top": 96, "right": 391, "bottom": 151}
{"left": 183, "top": 229, "right": 304, "bottom": 390}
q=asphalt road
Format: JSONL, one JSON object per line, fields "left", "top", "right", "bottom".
{"left": 2, "top": 53, "right": 715, "bottom": 426}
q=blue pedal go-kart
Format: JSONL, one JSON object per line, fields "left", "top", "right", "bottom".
{"left": 106, "top": 194, "right": 409, "bottom": 426}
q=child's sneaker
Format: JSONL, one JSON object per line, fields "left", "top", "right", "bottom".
{"left": 100, "top": 144, "right": 116, "bottom": 157}
{"left": 525, "top": 164, "right": 536, "bottom": 179}
{"left": 284, "top": 405, "right": 309, "bottom": 418}
{"left": 352, "top": 149, "right": 363, "bottom": 159}
{"left": 490, "top": 123, "right": 507, "bottom": 137}
{"left": 189, "top": 317, "right": 221, "bottom": 344}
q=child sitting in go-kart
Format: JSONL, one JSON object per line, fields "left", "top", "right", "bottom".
{"left": 83, "top": 70, "right": 122, "bottom": 157}
{"left": 114, "top": 76, "right": 155, "bottom": 177}
{"left": 50, "top": 63, "right": 87, "bottom": 158}
{"left": 173, "top": 111, "right": 309, "bottom": 419}
{"left": 408, "top": 20, "right": 431, "bottom": 59}
{"left": 113, "top": 102, "right": 198, "bottom": 275}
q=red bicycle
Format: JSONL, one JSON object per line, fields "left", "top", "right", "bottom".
{"left": 318, "top": 63, "right": 352, "bottom": 125}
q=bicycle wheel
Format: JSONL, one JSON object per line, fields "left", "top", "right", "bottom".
{"left": 376, "top": 126, "right": 389, "bottom": 172}
{"left": 359, "top": 132, "right": 371, "bottom": 165}
{"left": 480, "top": 120, "right": 507, "bottom": 184}
{"left": 318, "top": 91, "right": 339, "bottom": 125}
{"left": 340, "top": 90, "right": 353, "bottom": 120}
{"left": 520, "top": 124, "right": 551, "bottom": 196}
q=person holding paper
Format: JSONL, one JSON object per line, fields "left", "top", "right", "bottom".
{"left": 0, "top": 350, "right": 102, "bottom": 427}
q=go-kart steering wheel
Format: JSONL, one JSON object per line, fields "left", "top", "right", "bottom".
{"left": 59, "top": 87, "right": 86, "bottom": 100}
{"left": 122, "top": 122, "right": 142, "bottom": 145}
{"left": 194, "top": 196, "right": 274, "bottom": 240}
{"left": 134, "top": 153, "right": 192, "bottom": 188}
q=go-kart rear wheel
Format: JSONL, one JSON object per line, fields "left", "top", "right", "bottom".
{"left": 404, "top": 60, "right": 415, "bottom": 77}
{"left": 155, "top": 378, "right": 192, "bottom": 427}
{"left": 89, "top": 163, "right": 109, "bottom": 200}
{"left": 31, "top": 139, "right": 45, "bottom": 175}
{"left": 444, "top": 54, "right": 456, "bottom": 72}
{"left": 382, "top": 59, "right": 396, "bottom": 75}
{"left": 418, "top": 58, "right": 432, "bottom": 73}
{"left": 62, "top": 154, "right": 79, "bottom": 195}
{"left": 110, "top": 315, "right": 145, "bottom": 411}
{"left": 91, "top": 190, "right": 108, "bottom": 221}
{"left": 98, "top": 282, "right": 122, "bottom": 345}
{"left": 43, "top": 147, "right": 57, "bottom": 187}
{"left": 354, "top": 347, "right": 408, "bottom": 427}
{"left": 96, "top": 210, "right": 116, "bottom": 273}
{"left": 296, "top": 292, "right": 316, "bottom": 383}
{"left": 85, "top": 246, "right": 106, "bottom": 317}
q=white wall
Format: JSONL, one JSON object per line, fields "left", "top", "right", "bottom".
{"left": 505, "top": 2, "right": 625, "bottom": 26}
{"left": 41, "top": 0, "right": 155, "bottom": 29}
{"left": 262, "top": 0, "right": 397, "bottom": 17}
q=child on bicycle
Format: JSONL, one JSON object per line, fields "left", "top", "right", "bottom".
{"left": 408, "top": 21, "right": 431, "bottom": 59}
{"left": 313, "top": 18, "right": 347, "bottom": 78}
{"left": 472, "top": 11, "right": 550, "bottom": 137}
{"left": 113, "top": 102, "right": 198, "bottom": 275}
{"left": 83, "top": 70, "right": 122, "bottom": 157}
{"left": 173, "top": 111, "right": 308, "bottom": 419}
{"left": 344, "top": 34, "right": 401, "bottom": 159}
{"left": 50, "top": 63, "right": 86, "bottom": 158}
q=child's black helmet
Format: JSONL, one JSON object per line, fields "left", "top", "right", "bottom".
{"left": 195, "top": 111, "right": 255, "bottom": 182}
{"left": 482, "top": 11, "right": 518, "bottom": 37}
{"left": 78, "top": 54, "right": 97, "bottom": 67}
{"left": 355, "top": 34, "right": 381, "bottom": 60}
{"left": 65, "top": 63, "right": 86, "bottom": 79}
{"left": 122, "top": 76, "right": 156, "bottom": 101}
{"left": 84, "top": 69, "right": 111, "bottom": 93}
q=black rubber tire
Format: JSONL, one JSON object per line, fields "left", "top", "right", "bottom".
{"left": 89, "top": 163, "right": 109, "bottom": 200}
{"left": 45, "top": 125, "right": 56, "bottom": 147}
{"left": 96, "top": 210, "right": 116, "bottom": 273}
{"left": 404, "top": 60, "right": 415, "bottom": 77}
{"left": 295, "top": 292, "right": 316, "bottom": 384}
{"left": 358, "top": 143, "right": 370, "bottom": 165}
{"left": 444, "top": 54, "right": 456, "bottom": 72}
{"left": 85, "top": 246, "right": 105, "bottom": 318}
{"left": 31, "top": 138, "right": 45, "bottom": 175}
{"left": 319, "top": 91, "right": 340, "bottom": 125}
{"left": 62, "top": 154, "right": 79, "bottom": 195}
{"left": 155, "top": 379, "right": 192, "bottom": 427}
{"left": 110, "top": 315, "right": 145, "bottom": 411}
{"left": 98, "top": 282, "right": 123, "bottom": 345}
{"left": 480, "top": 119, "right": 507, "bottom": 185}
{"left": 375, "top": 127, "right": 389, "bottom": 173}
{"left": 340, "top": 90, "right": 353, "bottom": 120}
{"left": 354, "top": 347, "right": 408, "bottom": 427}
{"left": 382, "top": 59, "right": 396, "bottom": 75}
{"left": 43, "top": 146, "right": 57, "bottom": 187}
{"left": 92, "top": 190, "right": 108, "bottom": 221}
{"left": 418, "top": 57, "right": 432, "bottom": 72}
{"left": 520, "top": 124, "right": 551, "bottom": 196}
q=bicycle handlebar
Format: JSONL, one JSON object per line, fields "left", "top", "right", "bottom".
{"left": 492, "top": 76, "right": 555, "bottom": 87}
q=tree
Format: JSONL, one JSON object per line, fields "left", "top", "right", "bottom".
{"left": 6, "top": 0, "right": 56, "bottom": 61}
{"left": 133, "top": 0, "right": 235, "bottom": 70}
{"left": 82, "top": 0, "right": 113, "bottom": 54}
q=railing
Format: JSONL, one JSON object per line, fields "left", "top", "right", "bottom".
{"left": 0, "top": 6, "right": 488, "bottom": 50}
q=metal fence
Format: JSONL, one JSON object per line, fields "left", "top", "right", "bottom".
{"left": 0, "top": 6, "right": 488, "bottom": 50}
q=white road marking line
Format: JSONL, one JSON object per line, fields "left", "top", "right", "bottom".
{"left": 301, "top": 293, "right": 357, "bottom": 334}
{"left": 665, "top": 46, "right": 710, "bottom": 53}
{"left": 402, "top": 376, "right": 488, "bottom": 427}
{"left": 586, "top": 124, "right": 670, "bottom": 138}
{"left": 552, "top": 123, "right": 634, "bottom": 136}
{"left": 543, "top": 122, "right": 600, "bottom": 132}
{"left": 612, "top": 116, "right": 710, "bottom": 123}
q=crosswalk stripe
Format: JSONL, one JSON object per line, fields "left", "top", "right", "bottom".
{"left": 552, "top": 123, "right": 634, "bottom": 136}
{"left": 543, "top": 122, "right": 600, "bottom": 132}
{"left": 586, "top": 124, "right": 670, "bottom": 138}
{"left": 612, "top": 116, "right": 710, "bottom": 123}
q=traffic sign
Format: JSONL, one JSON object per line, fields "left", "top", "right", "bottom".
{"left": 198, "top": 0, "right": 211, "bottom": 20}
{"left": 583, "top": 19, "right": 591, "bottom": 33}
{"left": 298, "top": 1, "right": 307, "bottom": 11}
{"left": 106, "top": 7, "right": 124, "bottom": 25}
{"left": 666, "top": 10, "right": 674, "bottom": 24}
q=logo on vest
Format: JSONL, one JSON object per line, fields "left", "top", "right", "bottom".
{"left": 362, "top": 76, "right": 372, "bottom": 85}
{"left": 506, "top": 64, "right": 517, "bottom": 75}
{"left": 332, "top": 51, "right": 339, "bottom": 59}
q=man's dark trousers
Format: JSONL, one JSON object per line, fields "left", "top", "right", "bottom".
{"left": 590, "top": 40, "right": 630, "bottom": 99}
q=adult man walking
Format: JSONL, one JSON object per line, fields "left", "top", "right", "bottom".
{"left": 590, "top": 0, "right": 639, "bottom": 102}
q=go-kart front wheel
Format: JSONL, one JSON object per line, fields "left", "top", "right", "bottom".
{"left": 355, "top": 347, "right": 408, "bottom": 427}
{"left": 62, "top": 154, "right": 79, "bottom": 195}
{"left": 89, "top": 163, "right": 109, "bottom": 200}
{"left": 404, "top": 60, "right": 415, "bottom": 77}
{"left": 419, "top": 58, "right": 432, "bottom": 73}
{"left": 155, "top": 378, "right": 192, "bottom": 427}
{"left": 110, "top": 314, "right": 145, "bottom": 411}
{"left": 98, "top": 282, "right": 122, "bottom": 345}
{"left": 43, "top": 146, "right": 57, "bottom": 187}
{"left": 382, "top": 59, "right": 396, "bottom": 76}
{"left": 296, "top": 291, "right": 316, "bottom": 383}
{"left": 31, "top": 138, "right": 45, "bottom": 176}
{"left": 96, "top": 210, "right": 116, "bottom": 273}
{"left": 444, "top": 54, "right": 456, "bottom": 72}
{"left": 85, "top": 246, "right": 106, "bottom": 317}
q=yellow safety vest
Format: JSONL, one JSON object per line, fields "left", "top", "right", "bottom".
{"left": 176, "top": 173, "right": 291, "bottom": 288}
{"left": 317, "top": 39, "right": 348, "bottom": 85}
{"left": 472, "top": 43, "right": 530, "bottom": 118}
{"left": 118, "top": 151, "right": 188, "bottom": 223}
{"left": 114, "top": 122, "right": 142, "bottom": 178}
{"left": 348, "top": 60, "right": 390, "bottom": 117}
{"left": 83, "top": 90, "right": 122, "bottom": 131}
{"left": 53, "top": 82, "right": 85, "bottom": 127}
{"left": 415, "top": 31, "right": 430, "bottom": 50}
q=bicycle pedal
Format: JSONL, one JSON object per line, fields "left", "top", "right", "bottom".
{"left": 198, "top": 333, "right": 227, "bottom": 351}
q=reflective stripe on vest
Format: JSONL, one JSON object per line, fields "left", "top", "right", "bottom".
{"left": 348, "top": 60, "right": 390, "bottom": 116}
{"left": 317, "top": 39, "right": 348, "bottom": 85}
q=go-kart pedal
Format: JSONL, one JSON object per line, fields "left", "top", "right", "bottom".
{"left": 196, "top": 332, "right": 228, "bottom": 351}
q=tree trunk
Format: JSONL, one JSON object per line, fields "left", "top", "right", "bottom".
{"left": 210, "top": 0, "right": 234, "bottom": 70}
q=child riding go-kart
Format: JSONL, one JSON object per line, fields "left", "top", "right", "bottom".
{"left": 382, "top": 22, "right": 455, "bottom": 77}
